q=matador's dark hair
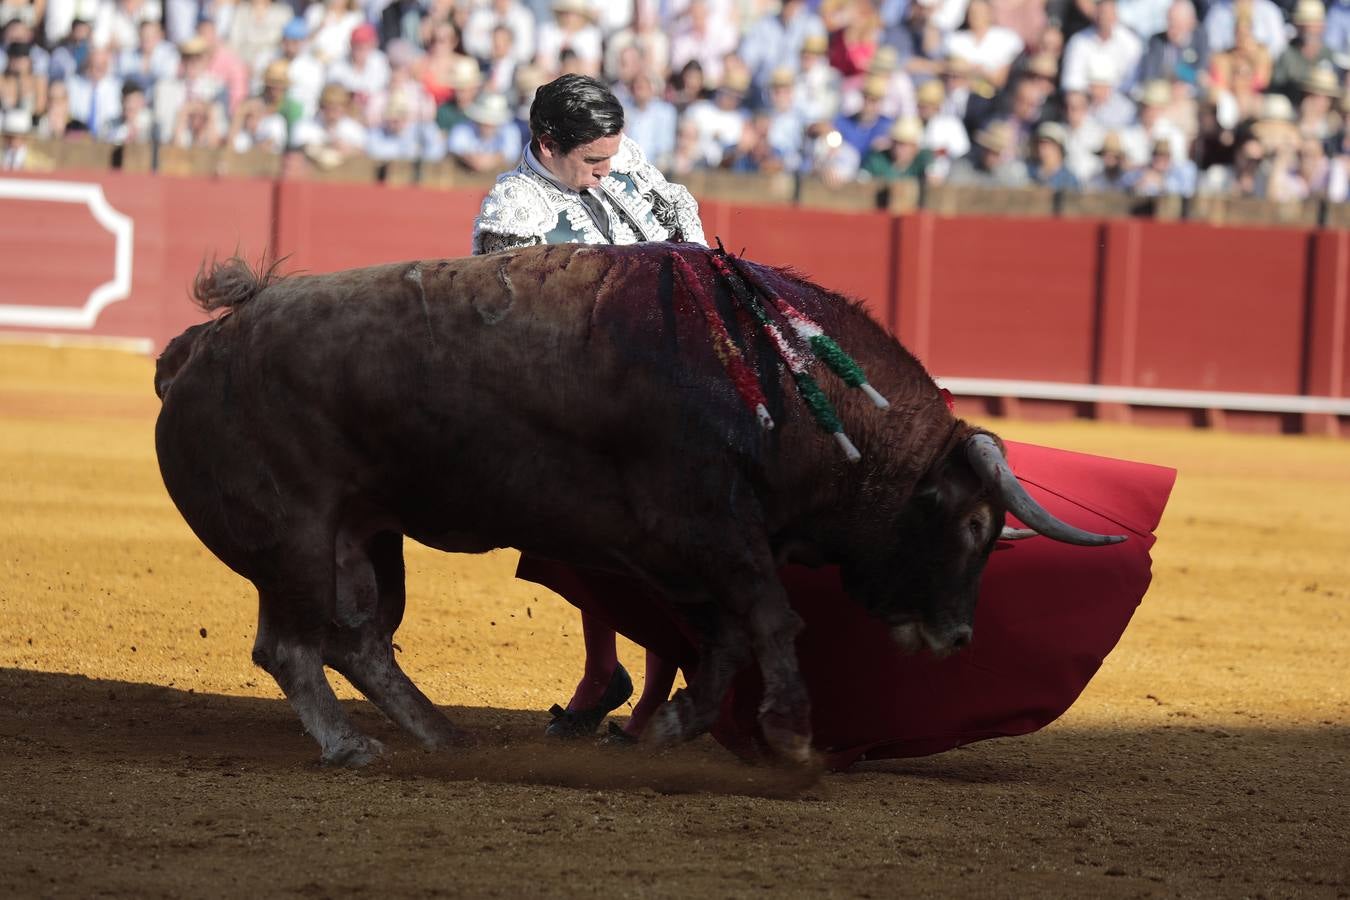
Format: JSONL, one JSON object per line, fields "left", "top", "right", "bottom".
{"left": 528, "top": 74, "right": 625, "bottom": 155}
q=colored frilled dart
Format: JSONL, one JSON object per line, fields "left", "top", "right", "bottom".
{"left": 668, "top": 250, "right": 774, "bottom": 430}
{"left": 721, "top": 243, "right": 891, "bottom": 413}
{"left": 713, "top": 241, "right": 891, "bottom": 462}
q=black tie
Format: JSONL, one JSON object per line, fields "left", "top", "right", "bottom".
{"left": 579, "top": 189, "right": 613, "bottom": 242}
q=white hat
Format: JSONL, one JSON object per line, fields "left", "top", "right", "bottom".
{"left": 1259, "top": 92, "right": 1296, "bottom": 122}
{"left": 1, "top": 109, "right": 32, "bottom": 135}
{"left": 1086, "top": 55, "right": 1118, "bottom": 85}
{"left": 465, "top": 92, "right": 511, "bottom": 126}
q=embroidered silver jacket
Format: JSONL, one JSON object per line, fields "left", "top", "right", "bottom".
{"left": 471, "top": 135, "right": 707, "bottom": 255}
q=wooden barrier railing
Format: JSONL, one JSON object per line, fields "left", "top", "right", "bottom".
{"left": 14, "top": 138, "right": 1349, "bottom": 229}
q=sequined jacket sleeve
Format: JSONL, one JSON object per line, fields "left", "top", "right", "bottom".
{"left": 472, "top": 171, "right": 552, "bottom": 255}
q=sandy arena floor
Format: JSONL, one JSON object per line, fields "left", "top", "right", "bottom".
{"left": 1, "top": 343, "right": 1347, "bottom": 899}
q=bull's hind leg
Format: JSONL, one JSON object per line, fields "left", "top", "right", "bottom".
{"left": 253, "top": 586, "right": 384, "bottom": 767}
{"left": 323, "top": 531, "right": 462, "bottom": 750}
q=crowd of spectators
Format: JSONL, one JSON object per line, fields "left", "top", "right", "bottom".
{"left": 3, "top": 0, "right": 1349, "bottom": 201}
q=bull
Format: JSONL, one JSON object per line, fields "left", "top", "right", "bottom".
{"left": 153, "top": 242, "right": 1122, "bottom": 767}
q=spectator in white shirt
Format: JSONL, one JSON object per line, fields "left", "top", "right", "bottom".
{"left": 227, "top": 0, "right": 292, "bottom": 77}
{"left": 116, "top": 18, "right": 179, "bottom": 90}
{"left": 463, "top": 0, "right": 536, "bottom": 65}
{"left": 93, "top": 0, "right": 162, "bottom": 52}
{"left": 945, "top": 0, "right": 1024, "bottom": 90}
{"left": 66, "top": 44, "right": 123, "bottom": 135}
{"left": 535, "top": 0, "right": 602, "bottom": 77}
{"left": 669, "top": 0, "right": 738, "bottom": 88}
{"left": 682, "top": 67, "right": 748, "bottom": 165}
{"left": 294, "top": 80, "right": 367, "bottom": 164}
{"left": 304, "top": 0, "right": 363, "bottom": 66}
{"left": 1119, "top": 78, "right": 1189, "bottom": 165}
{"left": 261, "top": 17, "right": 325, "bottom": 117}
{"left": 328, "top": 22, "right": 389, "bottom": 113}
{"left": 1061, "top": 0, "right": 1145, "bottom": 93}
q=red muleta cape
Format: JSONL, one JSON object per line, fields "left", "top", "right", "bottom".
{"left": 517, "top": 440, "right": 1177, "bottom": 769}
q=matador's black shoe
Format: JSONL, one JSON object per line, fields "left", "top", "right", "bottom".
{"left": 544, "top": 664, "right": 634, "bottom": 739}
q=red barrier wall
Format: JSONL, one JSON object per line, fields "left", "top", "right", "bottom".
{"left": 710, "top": 204, "right": 896, "bottom": 330}
{"left": 1100, "top": 220, "right": 1310, "bottom": 395}
{"left": 274, "top": 181, "right": 484, "bottom": 273}
{"left": 0, "top": 170, "right": 272, "bottom": 350}
{"left": 1, "top": 170, "right": 1345, "bottom": 436}
{"left": 895, "top": 214, "right": 1103, "bottom": 384}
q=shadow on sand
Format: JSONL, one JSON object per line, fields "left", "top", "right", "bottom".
{"left": 3, "top": 666, "right": 1347, "bottom": 802}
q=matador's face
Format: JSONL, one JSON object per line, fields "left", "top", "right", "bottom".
{"left": 539, "top": 132, "right": 622, "bottom": 192}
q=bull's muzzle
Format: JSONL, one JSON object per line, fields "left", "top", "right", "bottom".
{"left": 891, "top": 622, "right": 973, "bottom": 658}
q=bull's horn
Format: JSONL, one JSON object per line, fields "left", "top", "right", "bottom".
{"left": 999, "top": 527, "right": 1039, "bottom": 540}
{"left": 966, "top": 434, "right": 1127, "bottom": 546}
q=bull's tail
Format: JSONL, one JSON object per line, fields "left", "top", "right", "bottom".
{"left": 192, "top": 254, "right": 286, "bottom": 313}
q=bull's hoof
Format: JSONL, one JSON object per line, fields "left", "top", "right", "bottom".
{"left": 758, "top": 712, "right": 815, "bottom": 767}
{"left": 321, "top": 734, "right": 385, "bottom": 768}
{"left": 644, "top": 700, "right": 686, "bottom": 747}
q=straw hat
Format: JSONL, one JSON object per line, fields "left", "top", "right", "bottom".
{"left": 973, "top": 120, "right": 1012, "bottom": 152}
{"left": 551, "top": 0, "right": 596, "bottom": 20}
{"left": 1259, "top": 92, "right": 1296, "bottom": 122}
{"left": 465, "top": 92, "right": 511, "bottom": 126}
{"left": 1293, "top": 0, "right": 1325, "bottom": 26}
{"left": 802, "top": 33, "right": 828, "bottom": 55}
{"left": 769, "top": 67, "right": 795, "bottom": 89}
{"left": 720, "top": 67, "right": 751, "bottom": 94}
{"left": 862, "top": 73, "right": 889, "bottom": 98}
{"left": 1302, "top": 66, "right": 1341, "bottom": 98}
{"left": 890, "top": 116, "right": 923, "bottom": 144}
{"left": 449, "top": 57, "right": 483, "bottom": 89}
{"left": 916, "top": 79, "right": 945, "bottom": 106}
{"left": 319, "top": 82, "right": 351, "bottom": 108}
{"left": 1098, "top": 131, "right": 1124, "bottom": 155}
{"left": 1026, "top": 53, "right": 1058, "bottom": 79}
{"left": 870, "top": 46, "right": 899, "bottom": 73}
{"left": 263, "top": 60, "right": 290, "bottom": 88}
{"left": 1139, "top": 80, "right": 1171, "bottom": 108}
{"left": 1035, "top": 120, "right": 1068, "bottom": 149}
{"left": 179, "top": 35, "right": 208, "bottom": 57}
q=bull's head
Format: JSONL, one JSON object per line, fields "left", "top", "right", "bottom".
{"left": 846, "top": 432, "right": 1125, "bottom": 657}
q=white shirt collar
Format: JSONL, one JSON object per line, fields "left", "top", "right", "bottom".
{"left": 525, "top": 144, "right": 588, "bottom": 196}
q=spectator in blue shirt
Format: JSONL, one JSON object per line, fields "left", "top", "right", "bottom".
{"left": 621, "top": 71, "right": 676, "bottom": 171}
{"left": 1029, "top": 121, "right": 1083, "bottom": 190}
{"left": 1123, "top": 135, "right": 1199, "bottom": 194}
{"left": 447, "top": 91, "right": 522, "bottom": 172}
{"left": 833, "top": 74, "right": 895, "bottom": 157}
{"left": 740, "top": 0, "right": 826, "bottom": 100}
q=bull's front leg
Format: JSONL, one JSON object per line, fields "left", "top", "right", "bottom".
{"left": 645, "top": 601, "right": 751, "bottom": 746}
{"left": 650, "top": 566, "right": 815, "bottom": 766}
{"left": 744, "top": 588, "right": 813, "bottom": 765}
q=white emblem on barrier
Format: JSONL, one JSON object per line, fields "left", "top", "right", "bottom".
{"left": 0, "top": 178, "right": 134, "bottom": 329}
